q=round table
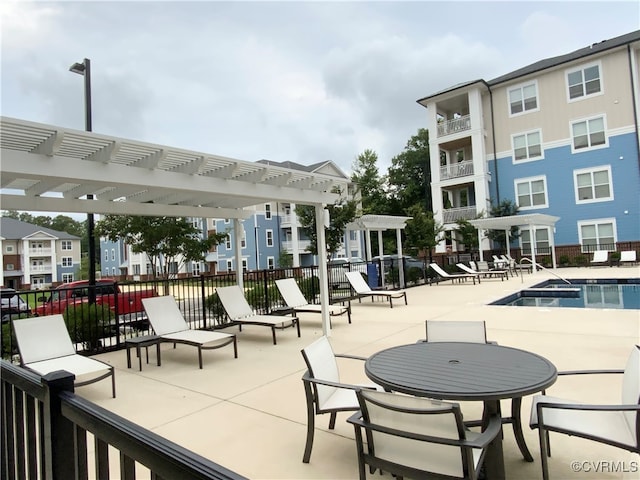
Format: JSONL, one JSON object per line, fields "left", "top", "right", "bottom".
{"left": 365, "top": 342, "right": 557, "bottom": 480}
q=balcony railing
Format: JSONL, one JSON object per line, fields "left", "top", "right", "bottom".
{"left": 29, "top": 248, "right": 52, "bottom": 256}
{"left": 440, "top": 160, "right": 474, "bottom": 180}
{"left": 437, "top": 115, "right": 471, "bottom": 137}
{"left": 281, "top": 240, "right": 311, "bottom": 253}
{"left": 30, "top": 265, "right": 53, "bottom": 273}
{"left": 443, "top": 206, "right": 478, "bottom": 223}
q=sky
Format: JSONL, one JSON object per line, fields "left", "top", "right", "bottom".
{"left": 2, "top": 0, "right": 639, "bottom": 183}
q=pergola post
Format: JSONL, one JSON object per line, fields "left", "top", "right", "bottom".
{"left": 233, "top": 219, "right": 244, "bottom": 289}
{"left": 396, "top": 228, "right": 405, "bottom": 288}
{"left": 314, "top": 204, "right": 331, "bottom": 337}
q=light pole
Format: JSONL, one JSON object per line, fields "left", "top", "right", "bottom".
{"left": 69, "top": 58, "right": 96, "bottom": 303}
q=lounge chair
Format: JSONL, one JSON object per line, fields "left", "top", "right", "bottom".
{"left": 530, "top": 345, "right": 640, "bottom": 480}
{"left": 215, "top": 285, "right": 300, "bottom": 344}
{"left": 12, "top": 314, "right": 116, "bottom": 397}
{"left": 620, "top": 250, "right": 637, "bottom": 266}
{"left": 468, "top": 261, "right": 508, "bottom": 280}
{"left": 348, "top": 389, "right": 501, "bottom": 480}
{"left": 344, "top": 271, "right": 407, "bottom": 308}
{"left": 429, "top": 263, "right": 479, "bottom": 285}
{"left": 457, "top": 262, "right": 505, "bottom": 281}
{"left": 275, "top": 278, "right": 351, "bottom": 324}
{"left": 142, "top": 295, "right": 237, "bottom": 369}
{"left": 590, "top": 250, "right": 609, "bottom": 266}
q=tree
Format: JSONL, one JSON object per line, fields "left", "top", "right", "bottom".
{"left": 95, "top": 215, "right": 228, "bottom": 279}
{"left": 485, "top": 200, "right": 520, "bottom": 249}
{"left": 351, "top": 149, "right": 388, "bottom": 215}
{"left": 295, "top": 187, "right": 359, "bottom": 260}
{"left": 386, "top": 128, "right": 431, "bottom": 215}
{"left": 404, "top": 204, "right": 444, "bottom": 264}
{"left": 455, "top": 219, "right": 479, "bottom": 253}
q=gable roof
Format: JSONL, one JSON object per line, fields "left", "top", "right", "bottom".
{"left": 0, "top": 217, "right": 81, "bottom": 240}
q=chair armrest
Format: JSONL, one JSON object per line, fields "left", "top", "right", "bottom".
{"left": 558, "top": 369, "right": 624, "bottom": 376}
{"left": 302, "top": 371, "right": 372, "bottom": 391}
{"left": 335, "top": 353, "right": 367, "bottom": 361}
{"left": 462, "top": 413, "right": 502, "bottom": 449}
{"left": 536, "top": 401, "right": 640, "bottom": 413}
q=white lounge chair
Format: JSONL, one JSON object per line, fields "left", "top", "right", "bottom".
{"left": 465, "top": 261, "right": 508, "bottom": 280}
{"left": 274, "top": 278, "right": 351, "bottom": 323}
{"left": 430, "top": 263, "right": 479, "bottom": 285}
{"left": 12, "top": 314, "right": 116, "bottom": 397}
{"left": 344, "top": 271, "right": 407, "bottom": 308}
{"left": 590, "top": 250, "right": 609, "bottom": 266}
{"left": 215, "top": 285, "right": 300, "bottom": 344}
{"left": 620, "top": 250, "right": 637, "bottom": 266}
{"left": 456, "top": 262, "right": 505, "bottom": 281}
{"left": 142, "top": 295, "right": 237, "bottom": 369}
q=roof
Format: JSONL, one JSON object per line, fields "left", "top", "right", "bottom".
{"left": 0, "top": 216, "right": 81, "bottom": 240}
{"left": 417, "top": 29, "right": 640, "bottom": 104}
{"left": 0, "top": 117, "right": 346, "bottom": 219}
{"left": 346, "top": 214, "right": 412, "bottom": 231}
{"left": 469, "top": 214, "right": 560, "bottom": 231}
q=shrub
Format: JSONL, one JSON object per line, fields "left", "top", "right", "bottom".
{"left": 407, "top": 266, "right": 424, "bottom": 284}
{"left": 2, "top": 323, "right": 18, "bottom": 360}
{"left": 205, "top": 292, "right": 228, "bottom": 325}
{"left": 574, "top": 255, "right": 588, "bottom": 266}
{"left": 559, "top": 255, "right": 570, "bottom": 267}
{"left": 63, "top": 303, "right": 114, "bottom": 351}
{"left": 245, "top": 283, "right": 280, "bottom": 314}
{"left": 297, "top": 276, "right": 320, "bottom": 302}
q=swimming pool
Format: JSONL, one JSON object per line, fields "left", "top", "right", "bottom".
{"left": 490, "top": 278, "right": 640, "bottom": 309}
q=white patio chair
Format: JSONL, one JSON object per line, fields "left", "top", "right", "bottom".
{"left": 12, "top": 315, "right": 116, "bottom": 397}
{"left": 142, "top": 295, "right": 237, "bottom": 369}
{"left": 215, "top": 285, "right": 300, "bottom": 344}
{"left": 275, "top": 278, "right": 351, "bottom": 323}
{"left": 300, "top": 336, "right": 378, "bottom": 463}
{"left": 429, "top": 263, "right": 479, "bottom": 285}
{"left": 530, "top": 345, "right": 640, "bottom": 480}
{"left": 348, "top": 389, "right": 502, "bottom": 480}
{"left": 344, "top": 271, "right": 407, "bottom": 308}
{"left": 620, "top": 250, "right": 637, "bottom": 266}
{"left": 590, "top": 250, "right": 609, "bottom": 266}
{"left": 456, "top": 262, "right": 506, "bottom": 281}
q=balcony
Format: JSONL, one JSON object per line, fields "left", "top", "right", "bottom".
{"left": 29, "top": 264, "right": 53, "bottom": 274}
{"left": 28, "top": 248, "right": 52, "bottom": 256}
{"left": 443, "top": 206, "right": 478, "bottom": 223}
{"left": 440, "top": 160, "right": 474, "bottom": 180}
{"left": 437, "top": 114, "right": 471, "bottom": 138}
{"left": 281, "top": 239, "right": 312, "bottom": 253}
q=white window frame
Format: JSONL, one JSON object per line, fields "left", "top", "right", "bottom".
{"left": 508, "top": 80, "right": 539, "bottom": 117}
{"left": 225, "top": 237, "right": 232, "bottom": 249}
{"left": 241, "top": 259, "right": 248, "bottom": 272}
{"left": 62, "top": 273, "right": 74, "bottom": 283}
{"left": 265, "top": 203, "right": 272, "bottom": 219}
{"left": 61, "top": 256, "right": 73, "bottom": 267}
{"left": 519, "top": 227, "right": 551, "bottom": 256}
{"left": 511, "top": 129, "right": 543, "bottom": 163}
{"left": 104, "top": 250, "right": 109, "bottom": 261}
{"left": 514, "top": 175, "right": 548, "bottom": 210}
{"left": 224, "top": 218, "right": 230, "bottom": 224}
{"left": 574, "top": 165, "right": 613, "bottom": 204}
{"left": 226, "top": 259, "right": 233, "bottom": 273}
{"left": 265, "top": 229, "right": 274, "bottom": 247}
{"left": 241, "top": 231, "right": 247, "bottom": 249}
{"left": 566, "top": 61, "right": 603, "bottom": 102}
{"left": 578, "top": 218, "right": 617, "bottom": 253}
{"left": 267, "top": 256, "right": 275, "bottom": 270}
{"left": 571, "top": 115, "right": 607, "bottom": 153}
{"left": 61, "top": 240, "right": 72, "bottom": 251}
{"left": 5, "top": 245, "right": 14, "bottom": 253}
{"left": 111, "top": 249, "right": 115, "bottom": 261}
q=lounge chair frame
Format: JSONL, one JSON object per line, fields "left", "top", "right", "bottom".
{"left": 430, "top": 263, "right": 479, "bottom": 285}
{"left": 275, "top": 278, "right": 351, "bottom": 324}
{"left": 344, "top": 271, "right": 407, "bottom": 308}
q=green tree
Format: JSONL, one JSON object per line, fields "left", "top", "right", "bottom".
{"left": 485, "top": 200, "right": 520, "bottom": 249}
{"left": 455, "top": 219, "right": 479, "bottom": 253}
{"left": 277, "top": 250, "right": 293, "bottom": 268}
{"left": 295, "top": 188, "right": 359, "bottom": 260}
{"left": 351, "top": 149, "right": 388, "bottom": 215}
{"left": 95, "top": 215, "right": 227, "bottom": 279}
{"left": 404, "top": 204, "right": 444, "bottom": 265}
{"left": 387, "top": 128, "right": 431, "bottom": 214}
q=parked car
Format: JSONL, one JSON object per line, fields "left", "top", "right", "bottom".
{"left": 327, "top": 257, "right": 367, "bottom": 289}
{"left": 1, "top": 287, "right": 31, "bottom": 323}
{"left": 372, "top": 255, "right": 426, "bottom": 285}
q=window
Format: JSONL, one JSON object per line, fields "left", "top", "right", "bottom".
{"left": 61, "top": 240, "right": 72, "bottom": 251}
{"left": 572, "top": 116, "right": 606, "bottom": 151}
{"left": 241, "top": 259, "right": 248, "bottom": 272}
{"left": 62, "top": 257, "right": 73, "bottom": 267}
{"left": 512, "top": 130, "right": 542, "bottom": 162}
{"left": 225, "top": 237, "right": 232, "bottom": 249}
{"left": 508, "top": 82, "right": 538, "bottom": 116}
{"left": 5, "top": 245, "right": 14, "bottom": 253}
{"left": 265, "top": 203, "right": 272, "bottom": 219}
{"left": 104, "top": 250, "right": 109, "bottom": 261}
{"left": 579, "top": 219, "right": 616, "bottom": 252}
{"left": 226, "top": 260, "right": 233, "bottom": 273}
{"left": 520, "top": 228, "right": 551, "bottom": 256}
{"left": 574, "top": 166, "right": 613, "bottom": 203}
{"left": 567, "top": 63, "right": 601, "bottom": 100}
{"left": 515, "top": 176, "right": 548, "bottom": 209}
{"left": 6, "top": 264, "right": 14, "bottom": 271}
{"left": 267, "top": 256, "right": 275, "bottom": 270}
{"left": 265, "top": 230, "right": 274, "bottom": 247}
{"left": 111, "top": 249, "right": 115, "bottom": 261}
{"left": 224, "top": 218, "right": 230, "bottom": 224}
{"left": 62, "top": 273, "right": 74, "bottom": 283}
{"left": 241, "top": 232, "right": 246, "bottom": 249}
{"left": 133, "top": 264, "right": 141, "bottom": 275}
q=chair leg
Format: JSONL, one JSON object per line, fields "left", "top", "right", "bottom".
{"left": 538, "top": 427, "right": 551, "bottom": 480}
{"left": 328, "top": 412, "right": 337, "bottom": 429}
{"left": 302, "top": 384, "right": 315, "bottom": 463}
{"left": 271, "top": 327, "right": 277, "bottom": 345}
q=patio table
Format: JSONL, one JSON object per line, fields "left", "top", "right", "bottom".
{"left": 365, "top": 342, "right": 557, "bottom": 480}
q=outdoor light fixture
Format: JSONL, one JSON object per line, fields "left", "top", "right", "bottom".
{"left": 69, "top": 62, "right": 86, "bottom": 75}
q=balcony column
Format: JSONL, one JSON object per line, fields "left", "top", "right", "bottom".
{"left": 290, "top": 203, "right": 300, "bottom": 267}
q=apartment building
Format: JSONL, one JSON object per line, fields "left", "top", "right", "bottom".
{"left": 0, "top": 217, "right": 82, "bottom": 289}
{"left": 418, "top": 30, "right": 640, "bottom": 256}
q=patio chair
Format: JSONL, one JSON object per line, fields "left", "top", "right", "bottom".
{"left": 530, "top": 345, "right": 640, "bottom": 480}
{"left": 347, "top": 389, "right": 502, "bottom": 480}
{"left": 142, "top": 295, "right": 237, "bottom": 369}
{"left": 12, "top": 315, "right": 116, "bottom": 398}
{"left": 344, "top": 271, "right": 407, "bottom": 308}
{"left": 424, "top": 320, "right": 534, "bottom": 461}
{"left": 300, "top": 336, "right": 378, "bottom": 463}
{"left": 429, "top": 263, "right": 479, "bottom": 285}
{"left": 620, "top": 250, "right": 637, "bottom": 266}
{"left": 590, "top": 250, "right": 609, "bottom": 266}
{"left": 457, "top": 262, "right": 505, "bottom": 281}
{"left": 215, "top": 285, "right": 300, "bottom": 344}
{"left": 500, "top": 254, "right": 518, "bottom": 274}
{"left": 275, "top": 278, "right": 351, "bottom": 324}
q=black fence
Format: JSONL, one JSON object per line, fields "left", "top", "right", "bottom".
{"left": 1, "top": 359, "right": 246, "bottom": 480}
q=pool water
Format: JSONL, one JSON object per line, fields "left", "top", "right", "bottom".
{"left": 491, "top": 278, "right": 640, "bottom": 309}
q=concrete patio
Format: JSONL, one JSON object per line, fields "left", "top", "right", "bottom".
{"left": 81, "top": 266, "right": 639, "bottom": 479}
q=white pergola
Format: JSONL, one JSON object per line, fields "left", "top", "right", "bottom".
{"left": 346, "top": 214, "right": 412, "bottom": 287}
{"left": 0, "top": 116, "right": 347, "bottom": 335}
{"left": 469, "top": 214, "right": 560, "bottom": 271}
